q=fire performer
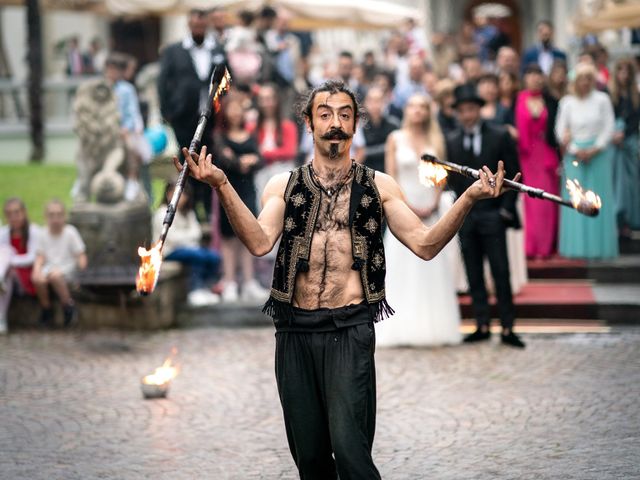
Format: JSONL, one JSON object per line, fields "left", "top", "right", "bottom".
{"left": 445, "top": 83, "right": 525, "bottom": 348}
{"left": 176, "top": 80, "right": 517, "bottom": 479}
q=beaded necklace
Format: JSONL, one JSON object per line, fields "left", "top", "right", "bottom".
{"left": 309, "top": 161, "right": 355, "bottom": 197}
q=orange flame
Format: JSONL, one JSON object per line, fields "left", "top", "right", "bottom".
{"left": 142, "top": 347, "right": 179, "bottom": 386}
{"left": 419, "top": 160, "right": 449, "bottom": 188}
{"left": 213, "top": 68, "right": 232, "bottom": 113}
{"left": 136, "top": 241, "right": 163, "bottom": 295}
{"left": 566, "top": 179, "right": 602, "bottom": 215}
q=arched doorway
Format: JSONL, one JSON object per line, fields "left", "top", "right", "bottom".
{"left": 464, "top": 0, "right": 522, "bottom": 53}
{"left": 110, "top": 16, "right": 161, "bottom": 68}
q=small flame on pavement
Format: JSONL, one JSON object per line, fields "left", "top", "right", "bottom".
{"left": 136, "top": 241, "right": 163, "bottom": 295}
{"left": 419, "top": 160, "right": 449, "bottom": 188}
{"left": 566, "top": 179, "right": 602, "bottom": 216}
{"left": 142, "top": 347, "right": 179, "bottom": 386}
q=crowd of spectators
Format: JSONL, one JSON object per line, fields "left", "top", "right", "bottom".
{"left": 31, "top": 8, "right": 638, "bottom": 314}
{"left": 65, "top": 36, "right": 108, "bottom": 76}
{"left": 154, "top": 8, "right": 640, "bottom": 304}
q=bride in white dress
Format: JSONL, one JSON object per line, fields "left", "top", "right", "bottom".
{"left": 376, "top": 94, "right": 462, "bottom": 347}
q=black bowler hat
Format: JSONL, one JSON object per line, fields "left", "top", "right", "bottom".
{"left": 452, "top": 83, "right": 486, "bottom": 108}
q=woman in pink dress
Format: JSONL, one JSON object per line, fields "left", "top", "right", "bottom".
{"left": 515, "top": 64, "right": 560, "bottom": 258}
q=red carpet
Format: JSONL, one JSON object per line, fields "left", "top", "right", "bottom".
{"left": 459, "top": 281, "right": 596, "bottom": 306}
{"left": 527, "top": 258, "right": 587, "bottom": 268}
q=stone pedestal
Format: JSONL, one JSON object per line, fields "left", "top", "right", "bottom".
{"left": 7, "top": 202, "right": 190, "bottom": 330}
{"left": 69, "top": 200, "right": 151, "bottom": 265}
{"left": 67, "top": 201, "right": 187, "bottom": 329}
{"left": 76, "top": 262, "right": 187, "bottom": 330}
{"left": 7, "top": 263, "right": 186, "bottom": 330}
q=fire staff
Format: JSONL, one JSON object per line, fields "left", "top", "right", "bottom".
{"left": 177, "top": 80, "right": 515, "bottom": 479}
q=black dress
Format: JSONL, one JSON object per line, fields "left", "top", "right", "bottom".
{"left": 362, "top": 117, "right": 398, "bottom": 173}
{"left": 214, "top": 133, "right": 264, "bottom": 238}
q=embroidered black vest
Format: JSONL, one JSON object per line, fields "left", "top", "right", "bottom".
{"left": 262, "top": 163, "right": 394, "bottom": 324}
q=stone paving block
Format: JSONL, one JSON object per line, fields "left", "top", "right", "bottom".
{"left": 0, "top": 328, "right": 639, "bottom": 479}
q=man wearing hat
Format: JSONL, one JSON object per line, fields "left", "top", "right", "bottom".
{"left": 445, "top": 83, "right": 525, "bottom": 348}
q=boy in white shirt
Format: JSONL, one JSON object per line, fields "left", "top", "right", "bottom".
{"left": 32, "top": 200, "right": 87, "bottom": 326}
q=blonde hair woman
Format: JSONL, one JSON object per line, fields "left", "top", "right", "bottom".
{"left": 386, "top": 94, "right": 446, "bottom": 219}
{"left": 376, "top": 93, "right": 461, "bottom": 347}
{"left": 555, "top": 62, "right": 617, "bottom": 259}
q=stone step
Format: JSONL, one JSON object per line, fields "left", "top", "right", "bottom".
{"left": 620, "top": 233, "right": 640, "bottom": 254}
{"left": 459, "top": 281, "right": 640, "bottom": 322}
{"left": 459, "top": 318, "right": 611, "bottom": 334}
{"left": 175, "top": 281, "right": 640, "bottom": 328}
{"left": 527, "top": 254, "right": 640, "bottom": 284}
{"left": 177, "top": 301, "right": 272, "bottom": 329}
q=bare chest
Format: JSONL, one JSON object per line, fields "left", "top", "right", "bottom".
{"left": 294, "top": 185, "right": 363, "bottom": 308}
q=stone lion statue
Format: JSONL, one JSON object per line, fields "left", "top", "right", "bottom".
{"left": 72, "top": 78, "right": 126, "bottom": 204}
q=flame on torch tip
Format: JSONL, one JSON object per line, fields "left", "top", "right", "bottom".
{"left": 213, "top": 68, "right": 232, "bottom": 113}
{"left": 136, "top": 240, "right": 164, "bottom": 295}
{"left": 419, "top": 159, "right": 449, "bottom": 188}
{"left": 142, "top": 348, "right": 179, "bottom": 386}
{"left": 565, "top": 179, "right": 602, "bottom": 217}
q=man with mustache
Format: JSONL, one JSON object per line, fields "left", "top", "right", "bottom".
{"left": 176, "top": 80, "right": 518, "bottom": 479}
{"left": 322, "top": 126, "right": 351, "bottom": 159}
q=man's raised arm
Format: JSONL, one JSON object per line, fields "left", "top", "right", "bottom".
{"left": 378, "top": 161, "right": 519, "bottom": 260}
{"left": 176, "top": 146, "right": 287, "bottom": 257}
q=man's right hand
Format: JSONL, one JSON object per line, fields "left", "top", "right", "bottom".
{"left": 174, "top": 146, "right": 227, "bottom": 189}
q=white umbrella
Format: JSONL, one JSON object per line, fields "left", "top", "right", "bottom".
{"left": 4, "top": 0, "right": 424, "bottom": 29}
{"left": 471, "top": 2, "right": 512, "bottom": 19}
{"left": 575, "top": 0, "right": 640, "bottom": 34}
{"left": 183, "top": 0, "right": 424, "bottom": 30}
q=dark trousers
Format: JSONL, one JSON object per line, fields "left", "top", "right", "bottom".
{"left": 274, "top": 304, "right": 381, "bottom": 480}
{"left": 460, "top": 209, "right": 515, "bottom": 330}
{"left": 165, "top": 247, "right": 221, "bottom": 290}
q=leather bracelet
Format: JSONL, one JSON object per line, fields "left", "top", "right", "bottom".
{"left": 213, "top": 176, "right": 228, "bottom": 191}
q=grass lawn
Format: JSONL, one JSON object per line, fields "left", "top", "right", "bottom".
{"left": 0, "top": 164, "right": 76, "bottom": 224}
{"left": 0, "top": 164, "right": 166, "bottom": 225}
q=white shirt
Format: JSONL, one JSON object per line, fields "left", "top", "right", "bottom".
{"left": 463, "top": 124, "right": 482, "bottom": 156}
{"left": 182, "top": 35, "right": 216, "bottom": 81}
{"left": 37, "top": 225, "right": 85, "bottom": 276}
{"left": 537, "top": 45, "right": 554, "bottom": 76}
{"left": 555, "top": 90, "right": 615, "bottom": 154}
{"left": 152, "top": 208, "right": 202, "bottom": 257}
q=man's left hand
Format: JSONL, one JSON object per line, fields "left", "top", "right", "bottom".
{"left": 466, "top": 161, "right": 521, "bottom": 202}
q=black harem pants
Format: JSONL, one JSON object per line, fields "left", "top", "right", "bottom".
{"left": 274, "top": 302, "right": 381, "bottom": 480}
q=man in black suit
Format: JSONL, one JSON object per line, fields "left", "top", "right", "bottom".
{"left": 157, "top": 9, "right": 227, "bottom": 221}
{"left": 445, "top": 83, "right": 525, "bottom": 348}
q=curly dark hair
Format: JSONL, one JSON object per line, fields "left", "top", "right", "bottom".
{"left": 297, "top": 79, "right": 365, "bottom": 130}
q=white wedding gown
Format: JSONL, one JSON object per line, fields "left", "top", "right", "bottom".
{"left": 375, "top": 132, "right": 462, "bottom": 347}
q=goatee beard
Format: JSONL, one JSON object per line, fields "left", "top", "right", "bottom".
{"left": 329, "top": 143, "right": 339, "bottom": 159}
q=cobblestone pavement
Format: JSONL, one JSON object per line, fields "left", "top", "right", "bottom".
{"left": 1, "top": 327, "right": 639, "bottom": 480}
